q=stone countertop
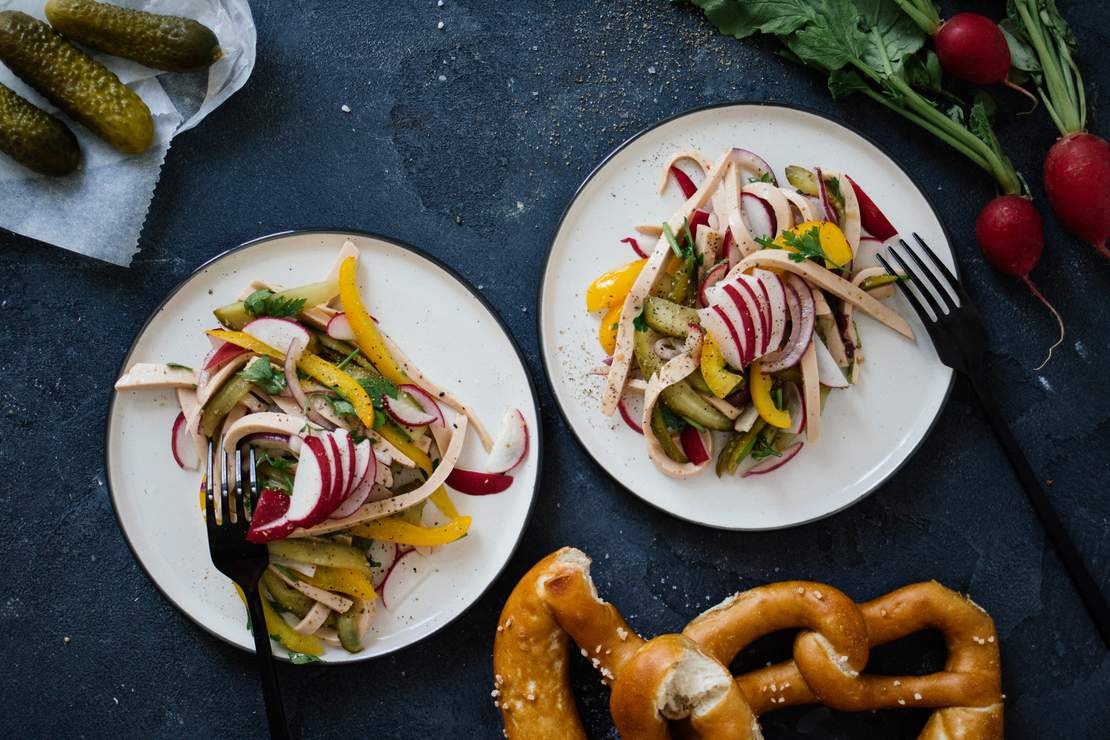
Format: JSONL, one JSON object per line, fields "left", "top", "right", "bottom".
{"left": 1, "top": 1, "right": 1107, "bottom": 737}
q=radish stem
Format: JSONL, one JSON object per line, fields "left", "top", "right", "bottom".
{"left": 1023, "top": 276, "right": 1064, "bottom": 371}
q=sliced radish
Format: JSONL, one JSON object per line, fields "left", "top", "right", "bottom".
{"left": 734, "top": 148, "right": 777, "bottom": 184}
{"left": 332, "top": 429, "right": 355, "bottom": 496}
{"left": 486, "top": 408, "right": 529, "bottom": 474}
{"left": 688, "top": 209, "right": 711, "bottom": 237}
{"left": 720, "top": 282, "right": 759, "bottom": 365}
{"left": 760, "top": 277, "right": 816, "bottom": 372}
{"left": 698, "top": 261, "right": 729, "bottom": 307}
{"left": 679, "top": 427, "right": 711, "bottom": 465}
{"left": 350, "top": 439, "right": 373, "bottom": 491}
{"left": 446, "top": 467, "right": 513, "bottom": 495}
{"left": 171, "top": 412, "right": 200, "bottom": 470}
{"left": 741, "top": 441, "right": 804, "bottom": 477}
{"left": 243, "top": 317, "right": 311, "bottom": 353}
{"left": 323, "top": 433, "right": 347, "bottom": 512}
{"left": 813, "top": 334, "right": 850, "bottom": 388}
{"left": 846, "top": 175, "right": 897, "bottom": 241}
{"left": 669, "top": 165, "right": 698, "bottom": 198}
{"left": 202, "top": 341, "right": 246, "bottom": 371}
{"left": 736, "top": 274, "right": 770, "bottom": 355}
{"left": 380, "top": 550, "right": 430, "bottom": 611}
{"left": 618, "top": 396, "right": 644, "bottom": 434}
{"left": 331, "top": 439, "right": 376, "bottom": 519}
{"left": 383, "top": 394, "right": 437, "bottom": 427}
{"left": 326, "top": 313, "right": 355, "bottom": 341}
{"left": 697, "top": 304, "right": 744, "bottom": 371}
{"left": 246, "top": 488, "right": 294, "bottom": 543}
{"left": 723, "top": 227, "right": 741, "bottom": 269}
{"left": 754, "top": 269, "right": 788, "bottom": 353}
{"left": 285, "top": 437, "right": 331, "bottom": 526}
{"left": 782, "top": 382, "right": 806, "bottom": 435}
{"left": 741, "top": 192, "right": 776, "bottom": 239}
{"left": 369, "top": 540, "right": 398, "bottom": 588}
{"left": 397, "top": 385, "right": 446, "bottom": 428}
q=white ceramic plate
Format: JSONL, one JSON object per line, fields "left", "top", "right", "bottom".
{"left": 107, "top": 231, "right": 540, "bottom": 662}
{"left": 540, "top": 103, "right": 954, "bottom": 530}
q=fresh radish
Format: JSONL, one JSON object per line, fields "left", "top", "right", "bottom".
{"left": 813, "top": 335, "right": 850, "bottom": 388}
{"left": 621, "top": 236, "right": 649, "bottom": 259}
{"left": 368, "top": 540, "right": 398, "bottom": 588}
{"left": 1043, "top": 133, "right": 1110, "bottom": 259}
{"left": 202, "top": 341, "right": 246, "bottom": 371}
{"left": 722, "top": 282, "right": 762, "bottom": 361}
{"left": 446, "top": 467, "right": 514, "bottom": 495}
{"left": 698, "top": 304, "right": 744, "bottom": 371}
{"left": 618, "top": 397, "right": 643, "bottom": 434}
{"left": 397, "top": 385, "right": 446, "bottom": 427}
{"left": 679, "top": 427, "right": 711, "bottom": 465}
{"left": 753, "top": 269, "right": 787, "bottom": 352}
{"left": 382, "top": 394, "right": 437, "bottom": 427}
{"left": 380, "top": 549, "right": 429, "bottom": 611}
{"left": 246, "top": 488, "right": 294, "bottom": 543}
{"left": 669, "top": 165, "right": 698, "bottom": 199}
{"left": 243, "top": 317, "right": 311, "bottom": 353}
{"left": 285, "top": 436, "right": 331, "bottom": 526}
{"left": 170, "top": 412, "right": 199, "bottom": 470}
{"left": 846, "top": 176, "right": 897, "bottom": 240}
{"left": 486, "top": 408, "right": 529, "bottom": 474}
{"left": 935, "top": 14, "right": 1011, "bottom": 85}
{"left": 736, "top": 275, "right": 770, "bottom": 354}
{"left": 761, "top": 277, "right": 816, "bottom": 372}
{"left": 741, "top": 192, "right": 776, "bottom": 239}
{"left": 975, "top": 196, "right": 1064, "bottom": 368}
{"left": 333, "top": 429, "right": 355, "bottom": 497}
{"left": 325, "top": 313, "right": 355, "bottom": 341}
{"left": 331, "top": 440, "right": 377, "bottom": 519}
{"left": 698, "top": 262, "right": 729, "bottom": 307}
{"left": 782, "top": 382, "right": 806, "bottom": 436}
{"left": 741, "top": 441, "right": 804, "bottom": 477}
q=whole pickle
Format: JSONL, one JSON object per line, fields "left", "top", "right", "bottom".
{"left": 0, "top": 82, "right": 79, "bottom": 175}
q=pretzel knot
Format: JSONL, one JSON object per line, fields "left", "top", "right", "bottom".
{"left": 493, "top": 548, "right": 1003, "bottom": 739}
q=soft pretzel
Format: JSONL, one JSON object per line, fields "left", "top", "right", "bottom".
{"left": 493, "top": 548, "right": 1004, "bottom": 739}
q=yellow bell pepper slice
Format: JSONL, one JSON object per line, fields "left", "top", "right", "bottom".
{"left": 259, "top": 595, "right": 324, "bottom": 656}
{"left": 598, "top": 303, "right": 622, "bottom": 354}
{"left": 750, "top": 358, "right": 792, "bottom": 429}
{"left": 585, "top": 259, "right": 646, "bottom": 312}
{"left": 302, "top": 566, "right": 377, "bottom": 602}
{"left": 338, "top": 256, "right": 410, "bottom": 386}
{"left": 429, "top": 487, "right": 459, "bottom": 519}
{"left": 700, "top": 334, "right": 743, "bottom": 398}
{"left": 773, "top": 220, "right": 852, "bottom": 269}
{"left": 349, "top": 515, "right": 472, "bottom": 546}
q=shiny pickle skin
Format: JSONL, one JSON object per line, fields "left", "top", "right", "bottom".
{"left": 0, "top": 11, "right": 153, "bottom": 154}
{"left": 633, "top": 329, "right": 732, "bottom": 431}
{"left": 45, "top": 0, "right": 221, "bottom": 72}
{"left": 0, "top": 82, "right": 79, "bottom": 175}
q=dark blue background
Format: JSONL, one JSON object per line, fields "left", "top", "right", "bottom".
{"left": 1, "top": 1, "right": 1107, "bottom": 737}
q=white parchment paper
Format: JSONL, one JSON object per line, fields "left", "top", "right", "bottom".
{"left": 0, "top": 0, "right": 256, "bottom": 265}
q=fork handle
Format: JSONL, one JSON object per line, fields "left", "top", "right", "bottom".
{"left": 968, "top": 370, "right": 1110, "bottom": 648}
{"left": 247, "top": 592, "right": 291, "bottom": 740}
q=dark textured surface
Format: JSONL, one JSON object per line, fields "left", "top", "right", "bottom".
{"left": 2, "top": 1, "right": 1108, "bottom": 738}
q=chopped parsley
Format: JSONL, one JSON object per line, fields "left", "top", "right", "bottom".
{"left": 239, "top": 360, "right": 286, "bottom": 395}
{"left": 749, "top": 172, "right": 774, "bottom": 184}
{"left": 326, "top": 393, "right": 357, "bottom": 418}
{"left": 632, "top": 308, "right": 650, "bottom": 332}
{"left": 257, "top": 452, "right": 295, "bottom": 494}
{"left": 358, "top": 376, "right": 399, "bottom": 430}
{"left": 660, "top": 406, "right": 687, "bottom": 432}
{"left": 757, "top": 225, "right": 826, "bottom": 264}
{"left": 288, "top": 651, "right": 321, "bottom": 665}
{"left": 165, "top": 362, "right": 192, "bottom": 371}
{"left": 750, "top": 436, "right": 783, "bottom": 462}
{"left": 243, "top": 289, "right": 306, "bottom": 319}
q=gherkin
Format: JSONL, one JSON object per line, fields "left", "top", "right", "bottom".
{"left": 0, "top": 82, "right": 79, "bottom": 175}
{"left": 45, "top": 0, "right": 221, "bottom": 72}
{"left": 0, "top": 11, "right": 153, "bottom": 154}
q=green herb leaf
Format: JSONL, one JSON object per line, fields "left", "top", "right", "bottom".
{"left": 662, "top": 222, "right": 684, "bottom": 259}
{"left": 750, "top": 436, "right": 783, "bottom": 461}
{"left": 165, "top": 362, "right": 193, "bottom": 371}
{"left": 288, "top": 651, "right": 321, "bottom": 665}
{"left": 748, "top": 171, "right": 775, "bottom": 184}
{"left": 688, "top": 0, "right": 816, "bottom": 40}
{"left": 335, "top": 347, "right": 361, "bottom": 370}
{"left": 633, "top": 308, "right": 650, "bottom": 332}
{"left": 682, "top": 217, "right": 696, "bottom": 256}
{"left": 243, "top": 288, "right": 307, "bottom": 319}
{"left": 358, "top": 376, "right": 399, "bottom": 408}
{"left": 660, "top": 406, "right": 687, "bottom": 432}
{"left": 779, "top": 224, "right": 826, "bottom": 264}
{"left": 243, "top": 289, "right": 272, "bottom": 318}
{"left": 326, "top": 394, "right": 357, "bottom": 418}
{"left": 239, "top": 360, "right": 287, "bottom": 395}
{"left": 257, "top": 452, "right": 296, "bottom": 494}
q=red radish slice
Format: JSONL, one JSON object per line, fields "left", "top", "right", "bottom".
{"left": 698, "top": 262, "right": 729, "bottom": 307}
{"left": 618, "top": 398, "right": 643, "bottom": 434}
{"left": 697, "top": 304, "right": 745, "bottom": 371}
{"left": 446, "top": 467, "right": 513, "bottom": 495}
{"left": 782, "top": 382, "right": 806, "bottom": 435}
{"left": 737, "top": 275, "right": 770, "bottom": 355}
{"left": 815, "top": 168, "right": 839, "bottom": 226}
{"left": 380, "top": 550, "right": 429, "bottom": 611}
{"left": 323, "top": 433, "right": 346, "bottom": 511}
{"left": 689, "top": 209, "right": 711, "bottom": 237}
{"left": 669, "top": 165, "right": 698, "bottom": 198}
{"left": 846, "top": 176, "right": 896, "bottom": 240}
{"left": 285, "top": 436, "right": 331, "bottom": 526}
{"left": 621, "top": 237, "right": 649, "bottom": 259}
{"left": 350, "top": 439, "right": 373, "bottom": 491}
{"left": 171, "top": 412, "right": 199, "bottom": 470}
{"left": 722, "top": 227, "right": 742, "bottom": 269}
{"left": 246, "top": 488, "right": 294, "bottom": 543}
{"left": 383, "top": 395, "right": 437, "bottom": 427}
{"left": 241, "top": 432, "right": 294, "bottom": 450}
{"left": 243, "top": 317, "right": 311, "bottom": 353}
{"left": 721, "top": 283, "right": 759, "bottom": 364}
{"left": 741, "top": 192, "right": 776, "bottom": 239}
{"left": 332, "top": 443, "right": 377, "bottom": 519}
{"left": 397, "top": 385, "right": 445, "bottom": 427}
{"left": 486, "top": 408, "right": 529, "bottom": 474}
{"left": 754, "top": 269, "right": 788, "bottom": 353}
{"left": 326, "top": 313, "right": 355, "bottom": 341}
{"left": 368, "top": 540, "right": 398, "bottom": 589}
{"left": 760, "top": 277, "right": 816, "bottom": 372}
{"left": 203, "top": 341, "right": 246, "bottom": 371}
{"left": 735, "top": 148, "right": 777, "bottom": 184}
{"left": 813, "top": 335, "right": 850, "bottom": 388}
{"left": 331, "top": 429, "right": 355, "bottom": 497}
{"left": 679, "top": 427, "right": 711, "bottom": 465}
{"left": 742, "top": 441, "right": 804, "bottom": 477}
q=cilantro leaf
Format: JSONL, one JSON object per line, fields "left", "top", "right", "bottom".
{"left": 633, "top": 308, "right": 650, "bottom": 332}
{"left": 239, "top": 360, "right": 286, "bottom": 395}
{"left": 778, "top": 224, "right": 826, "bottom": 264}
{"left": 243, "top": 289, "right": 272, "bottom": 318}
{"left": 358, "top": 376, "right": 399, "bottom": 407}
{"left": 242, "top": 288, "right": 307, "bottom": 319}
{"left": 326, "top": 394, "right": 357, "bottom": 418}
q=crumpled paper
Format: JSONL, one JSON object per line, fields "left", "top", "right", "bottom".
{"left": 0, "top": 0, "right": 255, "bottom": 265}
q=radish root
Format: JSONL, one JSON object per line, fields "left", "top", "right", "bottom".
{"left": 1023, "top": 276, "right": 1064, "bottom": 370}
{"left": 1003, "top": 79, "right": 1039, "bottom": 115}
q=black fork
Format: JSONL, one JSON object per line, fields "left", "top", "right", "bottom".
{"left": 205, "top": 440, "right": 291, "bottom": 739}
{"left": 878, "top": 234, "right": 1110, "bottom": 648}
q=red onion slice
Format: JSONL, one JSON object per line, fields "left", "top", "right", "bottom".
{"left": 782, "top": 382, "right": 806, "bottom": 435}
{"left": 816, "top": 167, "right": 838, "bottom": 226}
{"left": 621, "top": 237, "right": 649, "bottom": 259}
{"left": 760, "top": 276, "right": 816, "bottom": 372}
{"left": 170, "top": 412, "right": 199, "bottom": 470}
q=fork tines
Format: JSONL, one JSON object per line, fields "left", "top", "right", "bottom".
{"left": 205, "top": 439, "right": 258, "bottom": 530}
{"left": 876, "top": 233, "right": 964, "bottom": 323}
